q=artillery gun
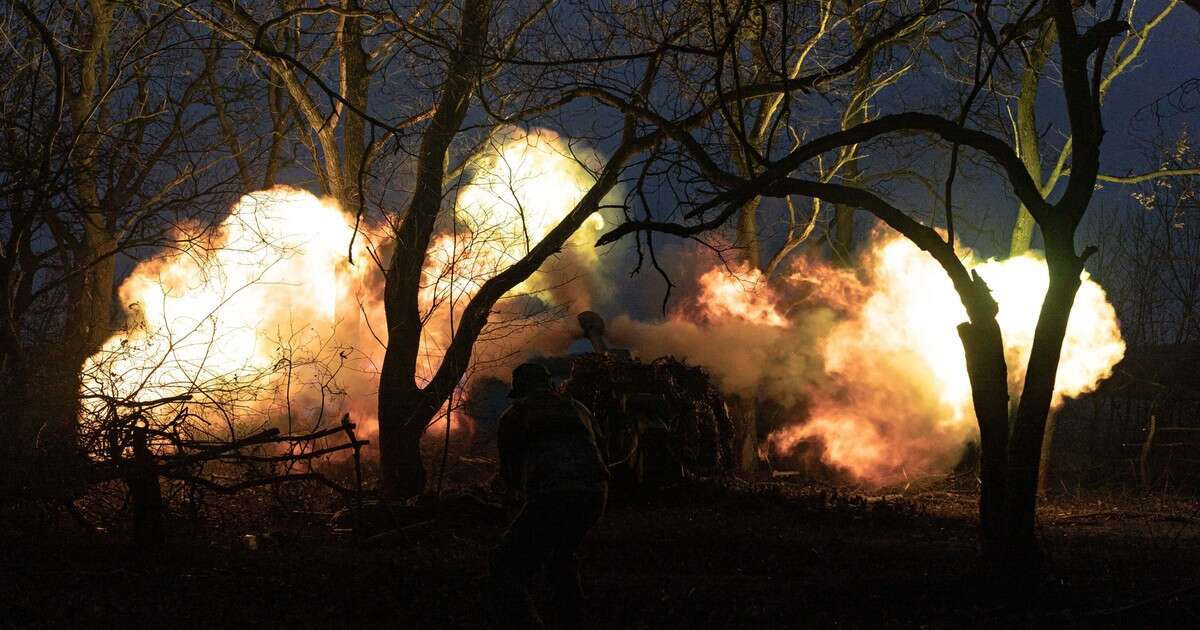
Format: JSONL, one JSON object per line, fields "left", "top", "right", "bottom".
{"left": 563, "top": 312, "right": 734, "bottom": 485}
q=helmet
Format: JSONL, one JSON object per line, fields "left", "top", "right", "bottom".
{"left": 509, "top": 362, "right": 552, "bottom": 398}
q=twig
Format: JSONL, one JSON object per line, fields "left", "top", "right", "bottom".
{"left": 218, "top": 440, "right": 369, "bottom": 463}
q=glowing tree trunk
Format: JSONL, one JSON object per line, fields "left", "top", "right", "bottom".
{"left": 377, "top": 0, "right": 492, "bottom": 498}
{"left": 1008, "top": 23, "right": 1056, "bottom": 258}
{"left": 377, "top": 379, "right": 440, "bottom": 498}
{"left": 374, "top": 0, "right": 658, "bottom": 496}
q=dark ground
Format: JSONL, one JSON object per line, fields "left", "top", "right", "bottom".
{"left": 2, "top": 473, "right": 1199, "bottom": 629}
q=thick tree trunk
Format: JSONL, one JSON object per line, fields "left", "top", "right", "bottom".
{"left": 957, "top": 317, "right": 1010, "bottom": 562}
{"left": 735, "top": 198, "right": 761, "bottom": 271}
{"left": 377, "top": 380, "right": 438, "bottom": 499}
{"left": 831, "top": 202, "right": 857, "bottom": 262}
{"left": 1009, "top": 24, "right": 1056, "bottom": 257}
{"left": 1036, "top": 411, "right": 1056, "bottom": 497}
{"left": 338, "top": 0, "right": 370, "bottom": 212}
{"left": 1009, "top": 212, "right": 1037, "bottom": 258}
{"left": 728, "top": 396, "right": 763, "bottom": 477}
{"left": 1005, "top": 237, "right": 1084, "bottom": 568}
{"left": 49, "top": 229, "right": 117, "bottom": 451}
{"left": 49, "top": 0, "right": 116, "bottom": 454}
{"left": 830, "top": 5, "right": 872, "bottom": 263}
{"left": 378, "top": 0, "right": 492, "bottom": 499}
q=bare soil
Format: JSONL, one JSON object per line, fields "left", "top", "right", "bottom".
{"left": 2, "top": 476, "right": 1198, "bottom": 629}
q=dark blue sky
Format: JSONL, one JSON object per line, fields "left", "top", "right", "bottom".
{"left": 584, "top": 5, "right": 1200, "bottom": 320}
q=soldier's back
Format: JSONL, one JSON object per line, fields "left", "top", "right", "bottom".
{"left": 518, "top": 392, "right": 607, "bottom": 496}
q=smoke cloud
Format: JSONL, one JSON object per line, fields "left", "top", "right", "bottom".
{"left": 81, "top": 128, "right": 1124, "bottom": 489}
{"left": 605, "top": 231, "right": 1125, "bottom": 486}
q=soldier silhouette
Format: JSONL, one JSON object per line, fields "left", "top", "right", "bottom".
{"left": 486, "top": 362, "right": 609, "bottom": 629}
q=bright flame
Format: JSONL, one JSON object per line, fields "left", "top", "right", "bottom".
{"left": 609, "top": 231, "right": 1125, "bottom": 487}
{"left": 696, "top": 265, "right": 789, "bottom": 327}
{"left": 457, "top": 128, "right": 603, "bottom": 253}
{"left": 416, "top": 127, "right": 608, "bottom": 378}
{"left": 452, "top": 127, "right": 605, "bottom": 299}
{"left": 81, "top": 187, "right": 382, "bottom": 431}
{"left": 768, "top": 234, "right": 1125, "bottom": 485}
{"left": 83, "top": 127, "right": 608, "bottom": 442}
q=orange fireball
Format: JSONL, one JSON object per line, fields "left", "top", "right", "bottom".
{"left": 767, "top": 234, "right": 1125, "bottom": 485}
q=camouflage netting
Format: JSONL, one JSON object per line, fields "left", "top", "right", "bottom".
{"left": 563, "top": 353, "right": 735, "bottom": 477}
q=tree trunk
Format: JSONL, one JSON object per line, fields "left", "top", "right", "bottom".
{"left": 1036, "top": 410, "right": 1056, "bottom": 497}
{"left": 830, "top": 5, "right": 872, "bottom": 263}
{"left": 735, "top": 198, "right": 761, "bottom": 271}
{"left": 49, "top": 0, "right": 116, "bottom": 453}
{"left": 1139, "top": 413, "right": 1156, "bottom": 490}
{"left": 378, "top": 0, "right": 492, "bottom": 499}
{"left": 377, "top": 386, "right": 437, "bottom": 499}
{"left": 957, "top": 317, "right": 1010, "bottom": 562}
{"left": 831, "top": 201, "right": 857, "bottom": 262}
{"left": 1005, "top": 237, "right": 1084, "bottom": 568}
{"left": 1009, "top": 211, "right": 1037, "bottom": 258}
{"left": 49, "top": 228, "right": 117, "bottom": 451}
{"left": 337, "top": 0, "right": 370, "bottom": 212}
{"left": 1009, "top": 23, "right": 1056, "bottom": 256}
{"left": 730, "top": 396, "right": 763, "bottom": 477}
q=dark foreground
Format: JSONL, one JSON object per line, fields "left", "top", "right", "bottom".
{"left": 3, "top": 479, "right": 1198, "bottom": 629}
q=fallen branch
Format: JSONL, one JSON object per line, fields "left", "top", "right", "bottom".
{"left": 218, "top": 440, "right": 370, "bottom": 463}
{"left": 84, "top": 428, "right": 282, "bottom": 485}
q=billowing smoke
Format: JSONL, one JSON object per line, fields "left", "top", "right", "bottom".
{"left": 609, "top": 231, "right": 1125, "bottom": 486}
{"left": 81, "top": 188, "right": 388, "bottom": 438}
{"left": 81, "top": 124, "right": 1124, "bottom": 488}
{"left": 607, "top": 265, "right": 835, "bottom": 408}
{"left": 82, "top": 128, "right": 617, "bottom": 440}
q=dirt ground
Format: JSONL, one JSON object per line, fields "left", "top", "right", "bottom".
{"left": 2, "top": 475, "right": 1198, "bottom": 629}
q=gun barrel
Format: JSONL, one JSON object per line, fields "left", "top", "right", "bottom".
{"left": 577, "top": 311, "right": 608, "bottom": 354}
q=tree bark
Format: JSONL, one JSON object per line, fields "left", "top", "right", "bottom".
{"left": 753, "top": 178, "right": 1019, "bottom": 562}
{"left": 1036, "top": 411, "right": 1056, "bottom": 497}
{"left": 49, "top": 0, "right": 116, "bottom": 452}
{"left": 377, "top": 381, "right": 439, "bottom": 498}
{"left": 831, "top": 6, "right": 873, "bottom": 262}
{"left": 378, "top": 0, "right": 492, "bottom": 498}
{"left": 957, "top": 316, "right": 1010, "bottom": 562}
{"left": 1009, "top": 23, "right": 1057, "bottom": 257}
{"left": 831, "top": 193, "right": 858, "bottom": 262}
{"left": 337, "top": 0, "right": 370, "bottom": 211}
{"left": 735, "top": 198, "right": 761, "bottom": 271}
{"left": 1005, "top": 231, "right": 1085, "bottom": 567}
{"left": 728, "top": 396, "right": 763, "bottom": 477}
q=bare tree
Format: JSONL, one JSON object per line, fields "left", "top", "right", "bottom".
{"left": 1087, "top": 132, "right": 1200, "bottom": 346}
{"left": 1001, "top": 0, "right": 1195, "bottom": 496}
{"left": 719, "top": 0, "right": 927, "bottom": 475}
{"left": 0, "top": 1, "right": 249, "bottom": 487}
{"left": 364, "top": 0, "right": 926, "bottom": 496}
{"left": 597, "top": 0, "right": 1155, "bottom": 572}
{"left": 181, "top": 0, "right": 432, "bottom": 214}
{"left": 1009, "top": 0, "right": 1189, "bottom": 256}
